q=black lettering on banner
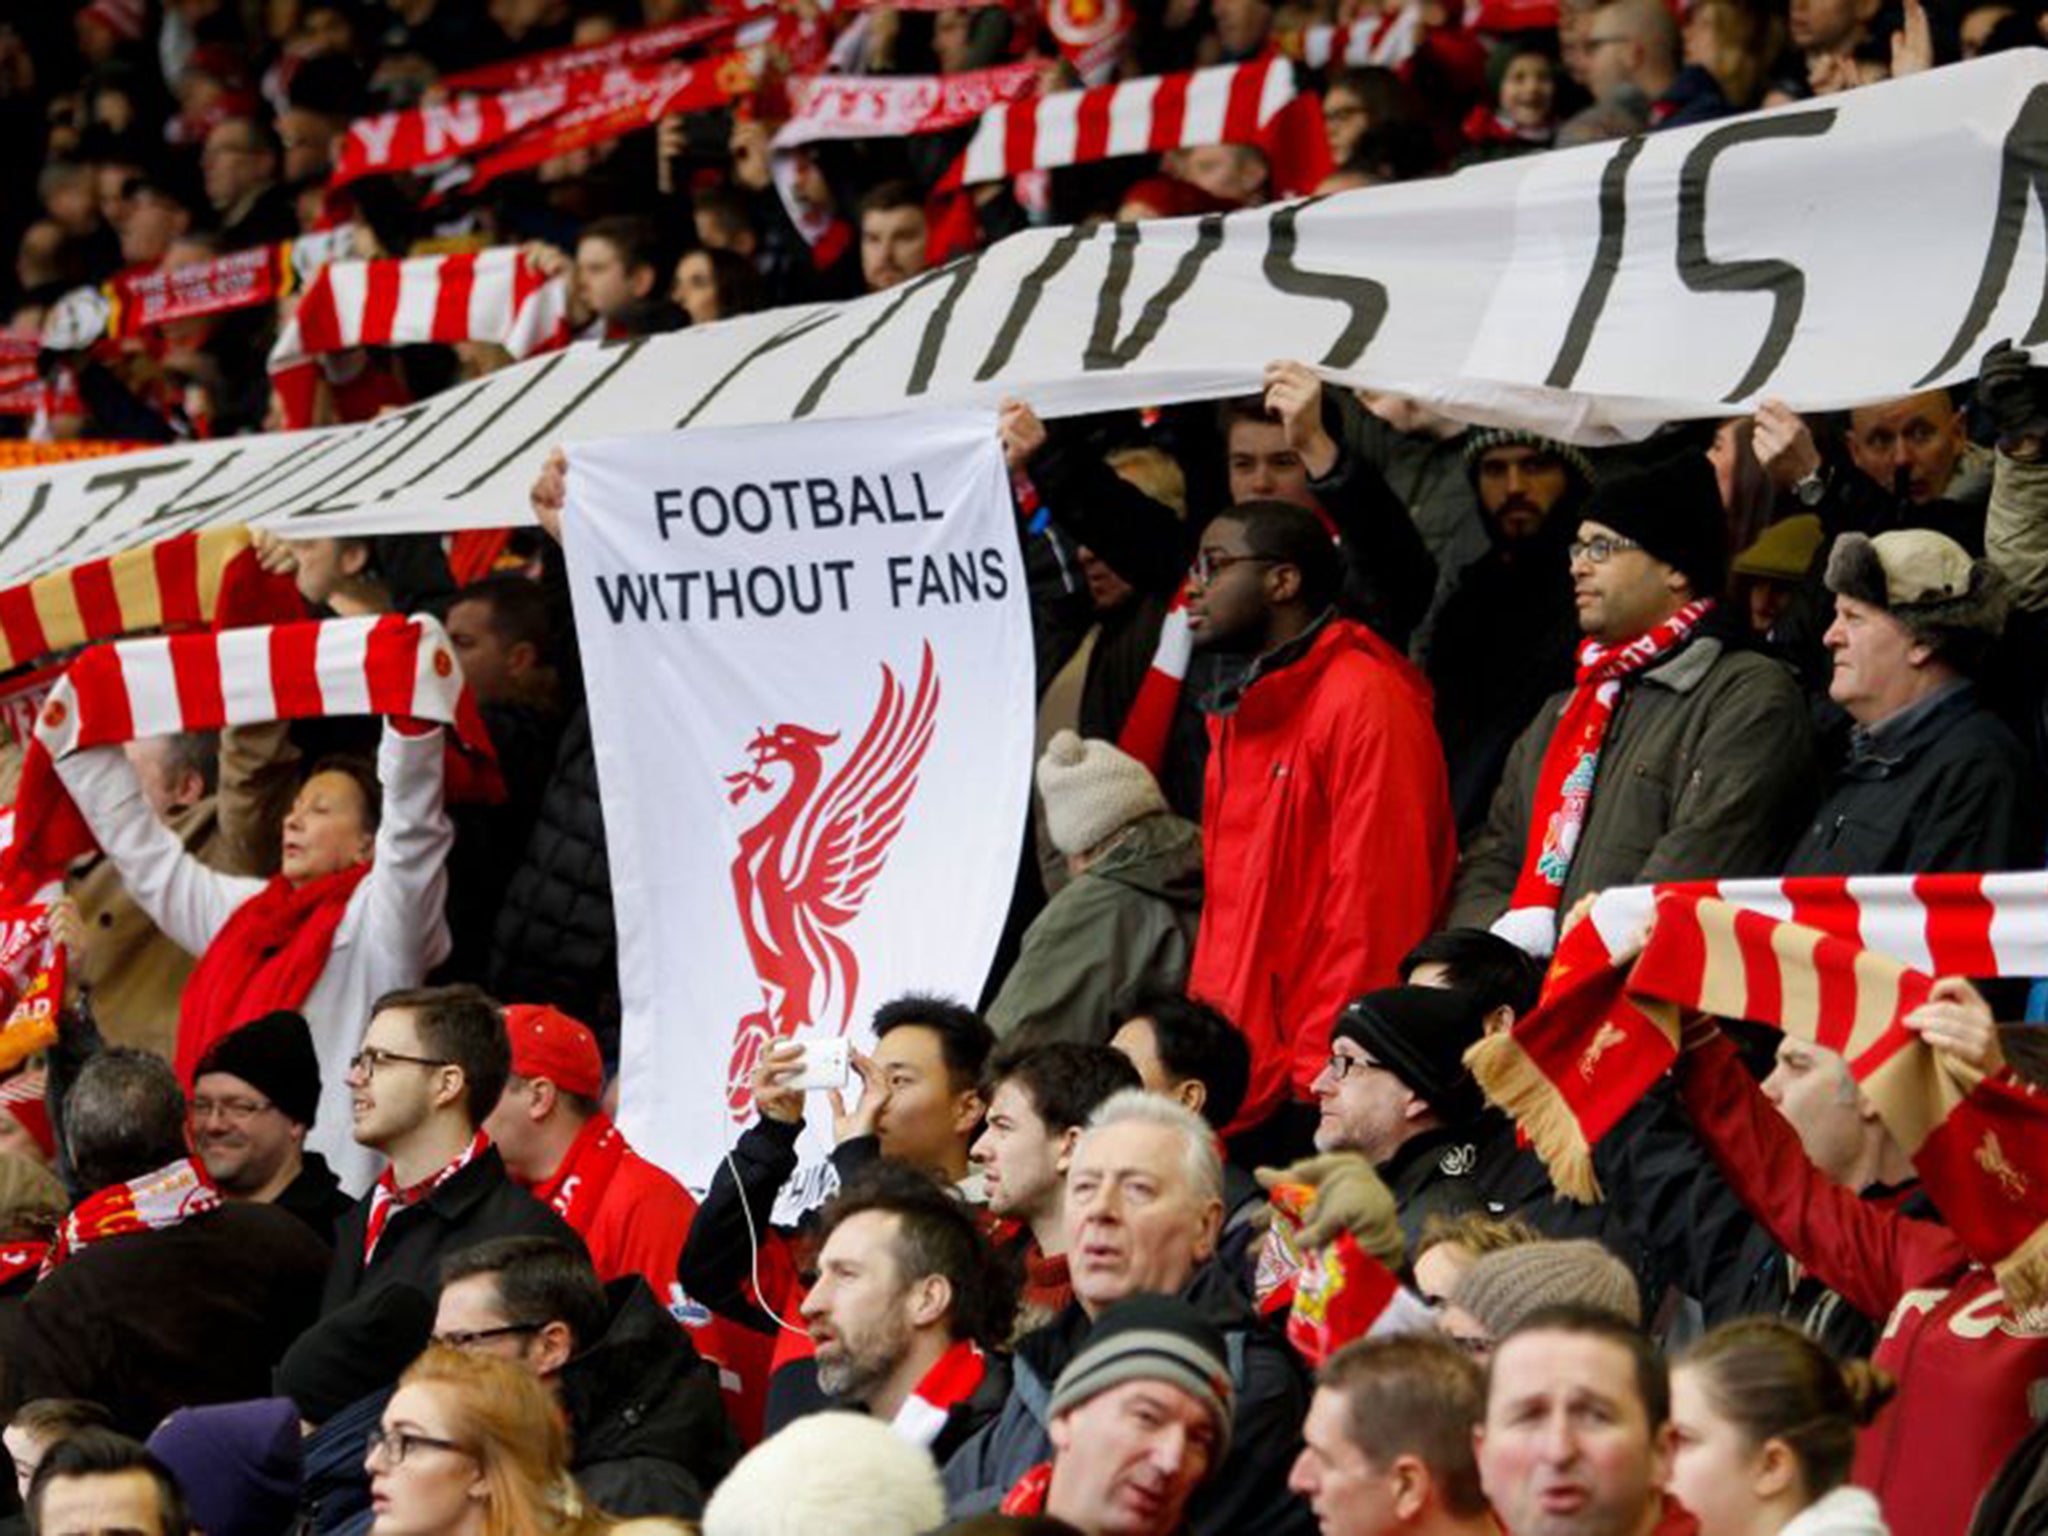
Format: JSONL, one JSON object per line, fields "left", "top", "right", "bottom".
{"left": 676, "top": 311, "right": 839, "bottom": 428}
{"left": 385, "top": 354, "right": 570, "bottom": 497}
{"left": 1085, "top": 215, "right": 1226, "bottom": 372}
{"left": 132, "top": 449, "right": 245, "bottom": 536}
{"left": 906, "top": 254, "right": 984, "bottom": 397}
{"left": 1547, "top": 135, "right": 1649, "bottom": 390}
{"left": 282, "top": 404, "right": 437, "bottom": 519}
{"left": 1676, "top": 109, "right": 1837, "bottom": 402}
{"left": 1919, "top": 83, "right": 2048, "bottom": 386}
{"left": 164, "top": 431, "right": 353, "bottom": 528}
{"left": 47, "top": 461, "right": 192, "bottom": 564}
{"left": 452, "top": 338, "right": 652, "bottom": 499}
{"left": 1261, "top": 199, "right": 1389, "bottom": 369}
{"left": 974, "top": 226, "right": 1090, "bottom": 382}
{"left": 794, "top": 256, "right": 979, "bottom": 418}
{"left": 0, "top": 479, "right": 54, "bottom": 565}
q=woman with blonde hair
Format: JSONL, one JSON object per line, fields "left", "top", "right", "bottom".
{"left": 1671, "top": 1319, "right": 1895, "bottom": 1536}
{"left": 368, "top": 1347, "right": 691, "bottom": 1536}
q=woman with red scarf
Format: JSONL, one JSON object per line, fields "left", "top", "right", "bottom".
{"left": 56, "top": 719, "right": 453, "bottom": 1196}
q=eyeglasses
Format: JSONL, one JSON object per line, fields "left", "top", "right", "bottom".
{"left": 188, "top": 1095, "right": 274, "bottom": 1124}
{"left": 432, "top": 1323, "right": 542, "bottom": 1350}
{"left": 1568, "top": 534, "right": 1643, "bottom": 565}
{"left": 365, "top": 1428, "right": 470, "bottom": 1468}
{"left": 1585, "top": 33, "right": 1631, "bottom": 47}
{"left": 347, "top": 1046, "right": 453, "bottom": 1079}
{"left": 1323, "top": 1052, "right": 1370, "bottom": 1082}
{"left": 1191, "top": 551, "right": 1279, "bottom": 586}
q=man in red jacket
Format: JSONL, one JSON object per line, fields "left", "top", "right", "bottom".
{"left": 1183, "top": 499, "right": 1455, "bottom": 1145}
{"left": 484, "top": 1003, "right": 757, "bottom": 1428}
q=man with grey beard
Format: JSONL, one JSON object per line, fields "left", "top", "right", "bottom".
{"left": 796, "top": 1163, "right": 1015, "bottom": 1459}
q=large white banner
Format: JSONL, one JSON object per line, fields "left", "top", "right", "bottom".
{"left": 3, "top": 55, "right": 2048, "bottom": 587}
{"left": 562, "top": 410, "right": 1032, "bottom": 1193}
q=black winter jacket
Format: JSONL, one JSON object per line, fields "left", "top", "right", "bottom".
{"left": 1783, "top": 683, "right": 2043, "bottom": 876}
{"left": 486, "top": 702, "right": 620, "bottom": 1042}
{"left": 566, "top": 1277, "right": 740, "bottom": 1517}
{"left": 277, "top": 1151, "right": 356, "bottom": 1250}
{"left": 321, "top": 1146, "right": 582, "bottom": 1316}
{"left": 0, "top": 1203, "right": 330, "bottom": 1436}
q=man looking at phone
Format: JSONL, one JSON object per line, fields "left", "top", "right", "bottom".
{"left": 677, "top": 995, "right": 997, "bottom": 1432}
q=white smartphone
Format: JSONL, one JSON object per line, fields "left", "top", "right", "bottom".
{"left": 786, "top": 1036, "right": 851, "bottom": 1092}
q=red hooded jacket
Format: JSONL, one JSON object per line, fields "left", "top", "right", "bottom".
{"left": 1188, "top": 617, "right": 1455, "bottom": 1131}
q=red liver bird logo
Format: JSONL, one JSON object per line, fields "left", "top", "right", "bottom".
{"left": 721, "top": 644, "right": 940, "bottom": 1120}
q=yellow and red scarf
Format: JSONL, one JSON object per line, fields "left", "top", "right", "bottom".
{"left": 42, "top": 1156, "right": 221, "bottom": 1276}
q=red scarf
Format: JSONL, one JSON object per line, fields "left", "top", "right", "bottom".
{"left": 1000, "top": 1463, "right": 1054, "bottom": 1516}
{"left": 0, "top": 1242, "right": 46, "bottom": 1287}
{"left": 532, "top": 1112, "right": 629, "bottom": 1227}
{"left": 891, "top": 1339, "right": 989, "bottom": 1448}
{"left": 42, "top": 1157, "right": 221, "bottom": 1276}
{"left": 363, "top": 1131, "right": 488, "bottom": 1264}
{"left": 175, "top": 864, "right": 372, "bottom": 1086}
{"left": 1499, "top": 599, "right": 1714, "bottom": 953}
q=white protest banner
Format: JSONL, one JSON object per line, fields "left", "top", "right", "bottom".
{"left": 562, "top": 409, "right": 1032, "bottom": 1195}
{"left": 6, "top": 55, "right": 2048, "bottom": 589}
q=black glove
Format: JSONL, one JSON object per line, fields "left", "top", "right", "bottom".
{"left": 1976, "top": 339, "right": 2048, "bottom": 450}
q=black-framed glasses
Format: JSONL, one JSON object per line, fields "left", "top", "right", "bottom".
{"left": 365, "top": 1428, "right": 470, "bottom": 1468}
{"left": 1323, "top": 1052, "right": 1370, "bottom": 1082}
{"left": 348, "top": 1046, "right": 453, "bottom": 1079}
{"left": 432, "top": 1322, "right": 542, "bottom": 1350}
{"left": 1191, "top": 551, "right": 1279, "bottom": 586}
{"left": 188, "top": 1094, "right": 274, "bottom": 1123}
{"left": 1568, "top": 534, "right": 1643, "bottom": 565}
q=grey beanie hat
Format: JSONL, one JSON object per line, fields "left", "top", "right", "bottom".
{"left": 1037, "top": 729, "right": 1168, "bottom": 857}
{"left": 1450, "top": 1239, "right": 1641, "bottom": 1338}
{"left": 1049, "top": 1294, "right": 1235, "bottom": 1462}
{"left": 1462, "top": 428, "right": 1597, "bottom": 489}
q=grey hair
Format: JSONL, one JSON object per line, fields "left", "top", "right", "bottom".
{"left": 1082, "top": 1088, "right": 1224, "bottom": 1206}
{"left": 65, "top": 1049, "right": 188, "bottom": 1193}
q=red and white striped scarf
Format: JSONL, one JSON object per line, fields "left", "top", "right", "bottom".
{"left": 364, "top": 1130, "right": 488, "bottom": 1264}
{"left": 890, "top": 1338, "right": 989, "bottom": 1448}
{"left": 1282, "top": 8, "right": 1425, "bottom": 69}
{"left": 42, "top": 1156, "right": 222, "bottom": 1276}
{"left": 939, "top": 57, "right": 1301, "bottom": 189}
{"left": 776, "top": 63, "right": 1040, "bottom": 149}
{"left": 441, "top": 13, "right": 739, "bottom": 91}
{"left": 0, "top": 524, "right": 304, "bottom": 673}
{"left": 1047, "top": 0, "right": 1133, "bottom": 85}
{"left": 1469, "top": 872, "right": 2048, "bottom": 1311}
{"left": 0, "top": 613, "right": 497, "bottom": 903}
{"left": 270, "top": 248, "right": 571, "bottom": 430}
{"left": 1496, "top": 598, "right": 1715, "bottom": 957}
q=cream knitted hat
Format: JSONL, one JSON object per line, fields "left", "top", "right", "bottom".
{"left": 1450, "top": 1239, "right": 1641, "bottom": 1337}
{"left": 1037, "top": 729, "right": 1167, "bottom": 857}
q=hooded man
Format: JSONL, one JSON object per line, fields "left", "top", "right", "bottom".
{"left": 1426, "top": 430, "right": 1597, "bottom": 832}
{"left": 1785, "top": 529, "right": 2040, "bottom": 874}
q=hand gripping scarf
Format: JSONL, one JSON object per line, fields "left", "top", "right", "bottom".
{"left": 1468, "top": 873, "right": 2048, "bottom": 1315}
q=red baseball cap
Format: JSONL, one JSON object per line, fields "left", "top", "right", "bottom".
{"left": 504, "top": 1005, "right": 604, "bottom": 1100}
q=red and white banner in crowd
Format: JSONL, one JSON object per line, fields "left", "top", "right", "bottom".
{"left": 0, "top": 908, "right": 65, "bottom": 1074}
{"left": 6, "top": 57, "right": 2048, "bottom": 583}
{"left": 563, "top": 409, "right": 1032, "bottom": 1198}
{"left": 441, "top": 13, "right": 739, "bottom": 91}
{"left": 270, "top": 247, "right": 571, "bottom": 374}
{"left": 1286, "top": 7, "right": 1426, "bottom": 69}
{"left": 36, "top": 226, "right": 358, "bottom": 355}
{"left": 0, "top": 340, "right": 36, "bottom": 395}
{"left": 1047, "top": 0, "right": 1132, "bottom": 85}
{"left": 332, "top": 59, "right": 751, "bottom": 192}
{"left": 773, "top": 61, "right": 1040, "bottom": 148}
{"left": 940, "top": 57, "right": 1300, "bottom": 186}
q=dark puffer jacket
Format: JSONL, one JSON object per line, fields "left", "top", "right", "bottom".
{"left": 486, "top": 702, "right": 619, "bottom": 1044}
{"left": 566, "top": 1278, "right": 741, "bottom": 1518}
